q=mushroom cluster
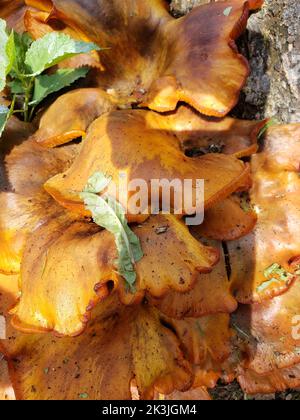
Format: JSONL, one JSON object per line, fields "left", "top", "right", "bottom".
{"left": 1, "top": 0, "right": 300, "bottom": 400}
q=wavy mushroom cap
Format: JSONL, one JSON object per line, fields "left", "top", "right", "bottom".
{"left": 228, "top": 124, "right": 300, "bottom": 303}
{"left": 191, "top": 196, "right": 257, "bottom": 242}
{"left": 10, "top": 213, "right": 220, "bottom": 336}
{"left": 149, "top": 240, "right": 238, "bottom": 318}
{"left": 43, "top": 109, "right": 251, "bottom": 220}
{"left": 234, "top": 280, "right": 300, "bottom": 377}
{"left": 2, "top": 0, "right": 287, "bottom": 402}
{"left": 164, "top": 313, "right": 234, "bottom": 389}
{"left": 5, "top": 0, "right": 259, "bottom": 117}
{"left": 1, "top": 301, "right": 194, "bottom": 400}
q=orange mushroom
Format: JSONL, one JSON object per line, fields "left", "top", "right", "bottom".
{"left": 191, "top": 196, "right": 257, "bottom": 242}
{"left": 43, "top": 109, "right": 251, "bottom": 220}
{"left": 0, "top": 133, "right": 79, "bottom": 275}
{"left": 229, "top": 125, "right": 300, "bottom": 394}
{"left": 32, "top": 88, "right": 117, "bottom": 147}
{"left": 166, "top": 314, "right": 234, "bottom": 390}
{"left": 149, "top": 241, "right": 237, "bottom": 318}
{"left": 10, "top": 214, "right": 219, "bottom": 336}
{"left": 233, "top": 280, "right": 300, "bottom": 377}
{"left": 0, "top": 0, "right": 278, "bottom": 401}
{"left": 20, "top": 0, "right": 258, "bottom": 117}
{"left": 1, "top": 119, "right": 226, "bottom": 336}
{"left": 33, "top": 97, "right": 265, "bottom": 155}
{"left": 238, "top": 364, "right": 300, "bottom": 395}
{"left": 161, "top": 105, "right": 267, "bottom": 159}
{"left": 1, "top": 302, "right": 193, "bottom": 400}
{"left": 229, "top": 124, "right": 300, "bottom": 303}
{"left": 233, "top": 273, "right": 300, "bottom": 396}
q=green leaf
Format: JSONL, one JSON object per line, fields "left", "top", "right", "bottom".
{"left": 257, "top": 278, "right": 283, "bottom": 293}
{"left": 83, "top": 171, "right": 112, "bottom": 194}
{"left": 263, "top": 263, "right": 293, "bottom": 281}
{"left": 25, "top": 32, "right": 100, "bottom": 76}
{"left": 81, "top": 172, "right": 143, "bottom": 292}
{"left": 31, "top": 67, "right": 89, "bottom": 105}
{"left": 8, "top": 79, "right": 25, "bottom": 94}
{"left": 258, "top": 118, "right": 278, "bottom": 140}
{"left": 9, "top": 31, "right": 33, "bottom": 77}
{"left": 239, "top": 192, "right": 251, "bottom": 213}
{"left": 257, "top": 263, "right": 294, "bottom": 293}
{"left": 223, "top": 6, "right": 233, "bottom": 16}
{"left": 0, "top": 104, "right": 9, "bottom": 137}
{"left": 79, "top": 393, "right": 89, "bottom": 399}
{"left": 0, "top": 19, "right": 10, "bottom": 91}
{"left": 5, "top": 31, "right": 15, "bottom": 75}
{"left": 263, "top": 263, "right": 281, "bottom": 279}
{"left": 0, "top": 24, "right": 32, "bottom": 93}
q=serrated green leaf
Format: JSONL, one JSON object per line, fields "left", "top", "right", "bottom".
{"left": 0, "top": 23, "right": 31, "bottom": 92}
{"left": 31, "top": 67, "right": 89, "bottom": 105}
{"left": 0, "top": 104, "right": 9, "bottom": 137}
{"left": 0, "top": 19, "right": 10, "bottom": 91}
{"left": 81, "top": 172, "right": 143, "bottom": 292}
{"left": 5, "top": 31, "right": 15, "bottom": 75}
{"left": 25, "top": 32, "right": 100, "bottom": 76}
{"left": 9, "top": 31, "right": 33, "bottom": 77}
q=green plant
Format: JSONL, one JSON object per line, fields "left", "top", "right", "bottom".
{"left": 0, "top": 19, "right": 100, "bottom": 135}
{"left": 81, "top": 172, "right": 144, "bottom": 292}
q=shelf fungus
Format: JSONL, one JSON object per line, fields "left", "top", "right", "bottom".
{"left": 3, "top": 0, "right": 298, "bottom": 401}
{"left": 234, "top": 282, "right": 300, "bottom": 394}
{"left": 1, "top": 302, "right": 194, "bottom": 400}
{"left": 234, "top": 280, "right": 300, "bottom": 377}
{"left": 237, "top": 364, "right": 300, "bottom": 395}
{"left": 0, "top": 132, "right": 79, "bottom": 275}
{"left": 228, "top": 124, "right": 300, "bottom": 304}
{"left": 9, "top": 214, "right": 220, "bottom": 336}
{"left": 149, "top": 241, "right": 238, "bottom": 318}
{"left": 43, "top": 109, "right": 251, "bottom": 220}
{"left": 228, "top": 125, "right": 300, "bottom": 395}
{"left": 6, "top": 0, "right": 261, "bottom": 118}
{"left": 191, "top": 196, "right": 258, "bottom": 242}
{"left": 164, "top": 313, "right": 234, "bottom": 390}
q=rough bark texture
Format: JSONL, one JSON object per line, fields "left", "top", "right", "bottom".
{"left": 169, "top": 0, "right": 300, "bottom": 123}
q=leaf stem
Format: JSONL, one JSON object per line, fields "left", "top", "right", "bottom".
{"left": 23, "top": 76, "right": 34, "bottom": 122}
{"left": 8, "top": 94, "right": 16, "bottom": 118}
{"left": 29, "top": 104, "right": 36, "bottom": 121}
